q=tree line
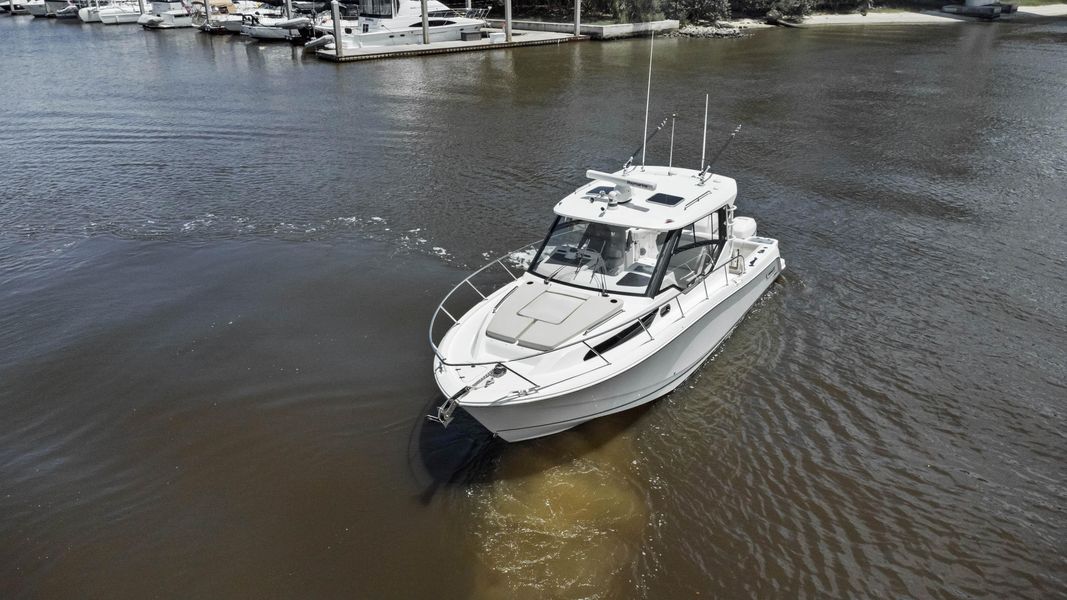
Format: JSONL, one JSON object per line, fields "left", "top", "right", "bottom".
{"left": 485, "top": 0, "right": 943, "bottom": 23}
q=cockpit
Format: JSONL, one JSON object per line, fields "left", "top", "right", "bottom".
{"left": 529, "top": 211, "right": 728, "bottom": 297}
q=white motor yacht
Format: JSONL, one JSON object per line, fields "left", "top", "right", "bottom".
{"left": 97, "top": 0, "right": 142, "bottom": 22}
{"left": 240, "top": 11, "right": 311, "bottom": 39}
{"left": 137, "top": 0, "right": 192, "bottom": 27}
{"left": 2, "top": 0, "right": 31, "bottom": 14}
{"left": 78, "top": 0, "right": 116, "bottom": 22}
{"left": 192, "top": 0, "right": 272, "bottom": 33}
{"left": 429, "top": 140, "right": 784, "bottom": 441}
{"left": 312, "top": 0, "right": 486, "bottom": 50}
{"left": 227, "top": 3, "right": 282, "bottom": 32}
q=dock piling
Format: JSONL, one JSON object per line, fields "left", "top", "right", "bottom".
{"left": 420, "top": 0, "right": 429, "bottom": 44}
{"left": 330, "top": 0, "right": 344, "bottom": 58}
{"left": 504, "top": 0, "right": 512, "bottom": 42}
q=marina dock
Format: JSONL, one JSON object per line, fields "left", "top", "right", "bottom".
{"left": 316, "top": 30, "right": 588, "bottom": 63}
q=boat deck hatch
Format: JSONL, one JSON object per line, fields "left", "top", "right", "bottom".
{"left": 518, "top": 291, "right": 583, "bottom": 324}
{"left": 646, "top": 193, "right": 685, "bottom": 206}
{"left": 486, "top": 285, "right": 623, "bottom": 351}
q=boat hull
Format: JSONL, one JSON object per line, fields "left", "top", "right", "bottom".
{"left": 99, "top": 6, "right": 140, "bottom": 23}
{"left": 457, "top": 259, "right": 782, "bottom": 442}
{"left": 138, "top": 11, "right": 191, "bottom": 27}
{"left": 27, "top": 1, "right": 53, "bottom": 15}
{"left": 242, "top": 23, "right": 290, "bottom": 39}
{"left": 330, "top": 21, "right": 483, "bottom": 50}
{"left": 77, "top": 5, "right": 100, "bottom": 21}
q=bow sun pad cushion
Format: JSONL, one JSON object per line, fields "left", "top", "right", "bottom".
{"left": 486, "top": 285, "right": 623, "bottom": 351}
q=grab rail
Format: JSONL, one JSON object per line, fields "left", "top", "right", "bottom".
{"left": 428, "top": 241, "right": 747, "bottom": 376}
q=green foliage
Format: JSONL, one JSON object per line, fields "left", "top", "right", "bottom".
{"left": 662, "top": 0, "right": 731, "bottom": 22}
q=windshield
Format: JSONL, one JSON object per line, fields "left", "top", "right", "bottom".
{"left": 528, "top": 217, "right": 670, "bottom": 296}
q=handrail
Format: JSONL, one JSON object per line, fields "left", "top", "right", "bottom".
{"left": 428, "top": 240, "right": 541, "bottom": 358}
{"left": 428, "top": 241, "right": 745, "bottom": 371}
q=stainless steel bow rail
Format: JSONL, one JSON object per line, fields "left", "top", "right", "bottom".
{"left": 426, "top": 241, "right": 750, "bottom": 425}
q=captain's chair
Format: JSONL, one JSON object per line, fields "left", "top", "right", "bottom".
{"left": 583, "top": 223, "right": 625, "bottom": 275}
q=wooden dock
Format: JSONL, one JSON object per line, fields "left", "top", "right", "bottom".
{"left": 316, "top": 31, "right": 588, "bottom": 63}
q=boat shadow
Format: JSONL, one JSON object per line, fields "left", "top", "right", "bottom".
{"left": 408, "top": 395, "right": 650, "bottom": 504}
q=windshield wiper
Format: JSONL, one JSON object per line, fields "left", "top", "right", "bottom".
{"left": 594, "top": 258, "right": 608, "bottom": 296}
{"left": 544, "top": 264, "right": 567, "bottom": 285}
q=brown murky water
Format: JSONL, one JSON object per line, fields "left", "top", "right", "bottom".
{"left": 1, "top": 14, "right": 1065, "bottom": 599}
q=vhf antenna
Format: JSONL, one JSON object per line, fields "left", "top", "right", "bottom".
{"left": 640, "top": 31, "right": 655, "bottom": 170}
{"left": 700, "top": 93, "right": 709, "bottom": 172}
{"left": 701, "top": 124, "right": 742, "bottom": 182}
{"left": 667, "top": 113, "right": 677, "bottom": 175}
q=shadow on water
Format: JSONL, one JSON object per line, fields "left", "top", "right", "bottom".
{"left": 407, "top": 395, "right": 505, "bottom": 503}
{"left": 410, "top": 396, "right": 655, "bottom": 597}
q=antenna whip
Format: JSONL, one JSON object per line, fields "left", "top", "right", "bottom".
{"left": 640, "top": 32, "right": 655, "bottom": 169}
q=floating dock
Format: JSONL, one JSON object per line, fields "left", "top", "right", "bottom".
{"left": 317, "top": 30, "right": 588, "bottom": 63}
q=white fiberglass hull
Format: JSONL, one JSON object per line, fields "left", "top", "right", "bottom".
{"left": 98, "top": 5, "right": 140, "bottom": 22}
{"left": 77, "top": 5, "right": 100, "bottom": 21}
{"left": 138, "top": 11, "right": 190, "bottom": 27}
{"left": 444, "top": 258, "right": 783, "bottom": 442}
{"left": 241, "top": 23, "right": 289, "bottom": 38}
{"left": 324, "top": 21, "right": 483, "bottom": 50}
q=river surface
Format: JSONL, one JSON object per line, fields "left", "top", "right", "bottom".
{"left": 1, "top": 14, "right": 1065, "bottom": 599}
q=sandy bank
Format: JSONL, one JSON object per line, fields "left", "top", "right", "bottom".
{"left": 800, "top": 3, "right": 1067, "bottom": 26}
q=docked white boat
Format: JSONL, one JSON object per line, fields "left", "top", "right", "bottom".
{"left": 191, "top": 0, "right": 270, "bottom": 33}
{"left": 77, "top": 0, "right": 114, "bottom": 22}
{"left": 97, "top": 0, "right": 142, "bottom": 22}
{"left": 429, "top": 144, "right": 785, "bottom": 441}
{"left": 241, "top": 11, "right": 311, "bottom": 39}
{"left": 313, "top": 0, "right": 487, "bottom": 50}
{"left": 26, "top": 0, "right": 53, "bottom": 16}
{"left": 137, "top": 0, "right": 192, "bottom": 27}
{"left": 47, "top": 0, "right": 82, "bottom": 18}
{"left": 2, "top": 0, "right": 32, "bottom": 15}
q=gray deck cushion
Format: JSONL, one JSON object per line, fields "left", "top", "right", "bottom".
{"left": 485, "top": 284, "right": 624, "bottom": 351}
{"left": 520, "top": 294, "right": 622, "bottom": 351}
{"left": 485, "top": 284, "right": 541, "bottom": 343}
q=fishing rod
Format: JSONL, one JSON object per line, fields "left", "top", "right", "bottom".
{"left": 622, "top": 115, "right": 670, "bottom": 171}
{"left": 700, "top": 124, "right": 742, "bottom": 180}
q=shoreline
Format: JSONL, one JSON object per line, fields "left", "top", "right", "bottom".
{"left": 791, "top": 3, "right": 1067, "bottom": 26}
{"left": 670, "top": 3, "right": 1067, "bottom": 35}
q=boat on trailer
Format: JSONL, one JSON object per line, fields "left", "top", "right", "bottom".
{"left": 429, "top": 123, "right": 784, "bottom": 442}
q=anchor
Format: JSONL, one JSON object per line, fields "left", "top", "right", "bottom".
{"left": 426, "top": 363, "right": 507, "bottom": 427}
